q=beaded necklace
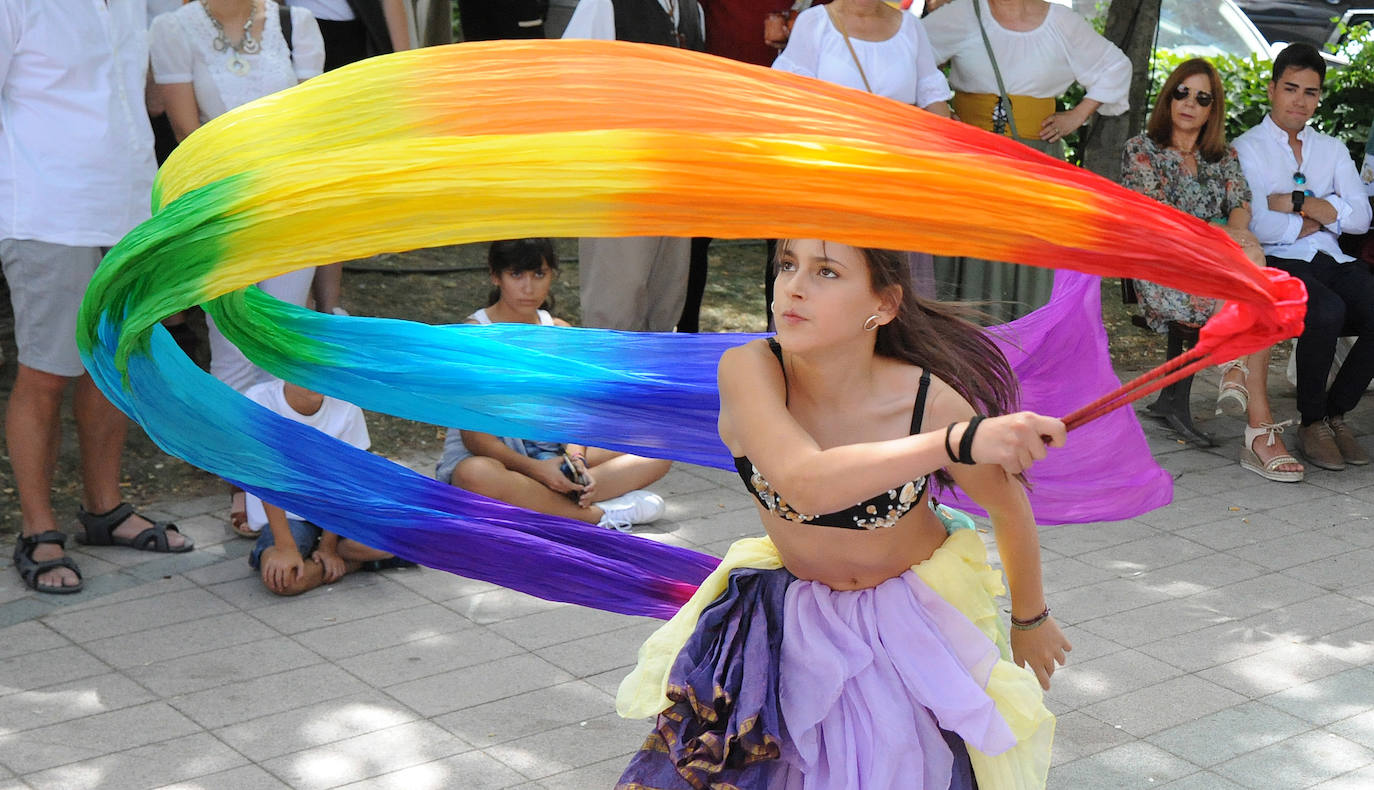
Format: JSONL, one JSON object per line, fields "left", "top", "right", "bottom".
{"left": 201, "top": 0, "right": 261, "bottom": 75}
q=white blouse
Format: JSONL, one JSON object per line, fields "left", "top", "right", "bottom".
{"left": 923, "top": 0, "right": 1130, "bottom": 115}
{"left": 150, "top": 1, "right": 324, "bottom": 123}
{"left": 772, "top": 5, "right": 952, "bottom": 107}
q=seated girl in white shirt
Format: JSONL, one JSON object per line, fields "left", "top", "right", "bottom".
{"left": 436, "top": 239, "right": 672, "bottom": 532}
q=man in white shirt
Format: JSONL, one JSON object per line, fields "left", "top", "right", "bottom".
{"left": 1234, "top": 43, "right": 1374, "bottom": 472}
{"left": 1363, "top": 125, "right": 1374, "bottom": 199}
{"left": 1, "top": 0, "right": 191, "bottom": 595}
{"left": 562, "top": 0, "right": 705, "bottom": 331}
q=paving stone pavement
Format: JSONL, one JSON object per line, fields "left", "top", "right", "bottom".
{"left": 2, "top": 383, "right": 1374, "bottom": 789}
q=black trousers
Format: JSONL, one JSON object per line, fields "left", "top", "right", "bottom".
{"left": 459, "top": 0, "right": 547, "bottom": 40}
{"left": 1266, "top": 252, "right": 1374, "bottom": 422}
{"left": 317, "top": 17, "right": 370, "bottom": 71}
{"left": 677, "top": 237, "right": 712, "bottom": 333}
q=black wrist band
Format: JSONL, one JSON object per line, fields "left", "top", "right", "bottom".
{"left": 954, "top": 415, "right": 985, "bottom": 465}
{"left": 944, "top": 422, "right": 961, "bottom": 465}
{"left": 1292, "top": 190, "right": 1305, "bottom": 213}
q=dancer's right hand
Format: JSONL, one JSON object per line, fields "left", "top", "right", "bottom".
{"left": 958, "top": 412, "right": 1066, "bottom": 475}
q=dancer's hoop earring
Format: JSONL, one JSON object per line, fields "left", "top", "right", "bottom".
{"left": 863, "top": 314, "right": 881, "bottom": 332}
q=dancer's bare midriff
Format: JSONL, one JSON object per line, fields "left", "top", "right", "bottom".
{"left": 761, "top": 493, "right": 950, "bottom": 590}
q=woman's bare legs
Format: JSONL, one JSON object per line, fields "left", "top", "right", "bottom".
{"left": 583, "top": 449, "right": 672, "bottom": 502}
{"left": 312, "top": 263, "right": 344, "bottom": 314}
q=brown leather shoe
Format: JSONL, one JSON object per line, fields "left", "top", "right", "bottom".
{"left": 1327, "top": 416, "right": 1371, "bottom": 466}
{"left": 1299, "top": 420, "right": 1347, "bottom": 471}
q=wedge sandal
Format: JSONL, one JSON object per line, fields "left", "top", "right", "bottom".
{"left": 14, "top": 531, "right": 84, "bottom": 594}
{"left": 1241, "top": 421, "right": 1304, "bottom": 483}
{"left": 1216, "top": 360, "right": 1250, "bottom": 418}
{"left": 77, "top": 502, "right": 193, "bottom": 553}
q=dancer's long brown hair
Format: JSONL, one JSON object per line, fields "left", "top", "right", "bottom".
{"left": 776, "top": 241, "right": 1022, "bottom": 490}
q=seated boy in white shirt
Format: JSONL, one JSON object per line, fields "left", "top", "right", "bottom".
{"left": 1234, "top": 43, "right": 1374, "bottom": 472}
{"left": 244, "top": 379, "right": 414, "bottom": 595}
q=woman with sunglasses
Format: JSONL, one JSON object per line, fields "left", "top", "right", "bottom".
{"left": 1122, "top": 58, "right": 1303, "bottom": 483}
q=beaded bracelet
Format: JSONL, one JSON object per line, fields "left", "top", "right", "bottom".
{"left": 1010, "top": 606, "right": 1051, "bottom": 631}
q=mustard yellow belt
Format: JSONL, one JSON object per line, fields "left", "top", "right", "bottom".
{"left": 953, "top": 92, "right": 1056, "bottom": 139}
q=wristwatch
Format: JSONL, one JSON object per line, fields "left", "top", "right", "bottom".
{"left": 1291, "top": 190, "right": 1306, "bottom": 213}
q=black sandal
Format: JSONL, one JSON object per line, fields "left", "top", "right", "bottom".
{"left": 14, "top": 531, "right": 84, "bottom": 594}
{"left": 361, "top": 557, "right": 419, "bottom": 572}
{"left": 76, "top": 503, "right": 194, "bottom": 553}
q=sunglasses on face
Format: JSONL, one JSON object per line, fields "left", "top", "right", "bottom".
{"left": 1171, "top": 85, "right": 1214, "bottom": 107}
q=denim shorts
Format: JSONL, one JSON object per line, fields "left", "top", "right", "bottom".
{"left": 248, "top": 519, "right": 321, "bottom": 569}
{"left": 435, "top": 429, "right": 564, "bottom": 484}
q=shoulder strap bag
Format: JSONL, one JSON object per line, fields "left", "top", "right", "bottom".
{"left": 970, "top": 0, "right": 1018, "bottom": 139}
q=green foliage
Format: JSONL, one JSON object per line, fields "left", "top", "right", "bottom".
{"left": 1322, "top": 22, "right": 1374, "bottom": 159}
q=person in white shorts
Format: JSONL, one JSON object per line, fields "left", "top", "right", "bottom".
{"left": 1, "top": 0, "right": 193, "bottom": 596}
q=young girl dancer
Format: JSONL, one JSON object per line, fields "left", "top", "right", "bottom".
{"left": 617, "top": 239, "right": 1070, "bottom": 789}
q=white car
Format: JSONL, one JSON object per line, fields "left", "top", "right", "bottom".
{"left": 1048, "top": 0, "right": 1349, "bottom": 65}
{"left": 1049, "top": 0, "right": 1272, "bottom": 59}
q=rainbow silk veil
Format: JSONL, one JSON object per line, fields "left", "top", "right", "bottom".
{"left": 77, "top": 41, "right": 1305, "bottom": 619}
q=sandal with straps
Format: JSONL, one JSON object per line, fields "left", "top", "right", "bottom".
{"left": 76, "top": 503, "right": 194, "bottom": 553}
{"left": 13, "top": 531, "right": 84, "bottom": 594}
{"left": 1216, "top": 359, "right": 1250, "bottom": 418}
{"left": 1241, "top": 421, "right": 1305, "bottom": 483}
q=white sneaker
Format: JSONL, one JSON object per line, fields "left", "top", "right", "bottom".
{"left": 596, "top": 490, "right": 666, "bottom": 532}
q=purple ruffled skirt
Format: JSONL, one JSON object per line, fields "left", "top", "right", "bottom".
{"left": 618, "top": 567, "right": 793, "bottom": 789}
{"left": 618, "top": 565, "right": 1009, "bottom": 789}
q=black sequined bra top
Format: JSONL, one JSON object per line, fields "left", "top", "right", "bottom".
{"left": 733, "top": 338, "right": 932, "bottom": 530}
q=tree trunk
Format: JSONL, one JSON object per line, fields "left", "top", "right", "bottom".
{"left": 1079, "top": 0, "right": 1162, "bottom": 182}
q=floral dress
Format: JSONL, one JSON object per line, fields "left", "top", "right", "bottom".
{"left": 1120, "top": 134, "right": 1253, "bottom": 333}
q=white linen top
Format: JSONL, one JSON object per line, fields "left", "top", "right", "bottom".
{"left": 1234, "top": 114, "right": 1372, "bottom": 264}
{"left": 773, "top": 5, "right": 952, "bottom": 106}
{"left": 243, "top": 379, "right": 370, "bottom": 529}
{"left": 150, "top": 1, "right": 325, "bottom": 124}
{"left": 0, "top": 0, "right": 156, "bottom": 246}
{"left": 284, "top": 0, "right": 355, "bottom": 22}
{"left": 562, "top": 0, "right": 705, "bottom": 41}
{"left": 470, "top": 308, "right": 558, "bottom": 326}
{"left": 922, "top": 0, "right": 1130, "bottom": 116}
{"left": 148, "top": 0, "right": 184, "bottom": 21}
